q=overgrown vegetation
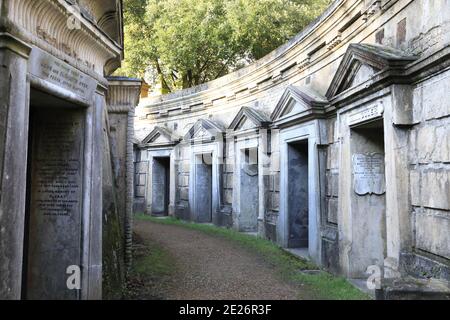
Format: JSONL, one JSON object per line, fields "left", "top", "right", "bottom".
{"left": 117, "top": 0, "right": 332, "bottom": 92}
{"left": 135, "top": 214, "right": 370, "bottom": 300}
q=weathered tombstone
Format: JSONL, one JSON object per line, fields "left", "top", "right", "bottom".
{"left": 352, "top": 153, "right": 386, "bottom": 195}
{"left": 25, "top": 108, "right": 85, "bottom": 300}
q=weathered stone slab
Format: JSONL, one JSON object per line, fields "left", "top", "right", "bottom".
{"left": 420, "top": 169, "right": 450, "bottom": 210}
{"left": 327, "top": 197, "right": 339, "bottom": 224}
{"left": 422, "top": 72, "right": 450, "bottom": 120}
{"left": 410, "top": 170, "right": 421, "bottom": 206}
{"left": 136, "top": 186, "right": 145, "bottom": 198}
{"left": 415, "top": 209, "right": 450, "bottom": 260}
{"left": 26, "top": 108, "right": 85, "bottom": 300}
{"left": 349, "top": 103, "right": 384, "bottom": 127}
{"left": 326, "top": 171, "right": 339, "bottom": 197}
{"left": 352, "top": 153, "right": 386, "bottom": 195}
{"left": 29, "top": 47, "right": 97, "bottom": 101}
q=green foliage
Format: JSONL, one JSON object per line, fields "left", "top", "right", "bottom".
{"left": 135, "top": 214, "right": 370, "bottom": 300}
{"left": 117, "top": 0, "right": 332, "bottom": 92}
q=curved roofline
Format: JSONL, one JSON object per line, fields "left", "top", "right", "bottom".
{"left": 146, "top": 0, "right": 344, "bottom": 102}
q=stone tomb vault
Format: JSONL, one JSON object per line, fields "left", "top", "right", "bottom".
{"left": 186, "top": 119, "right": 224, "bottom": 224}
{"left": 287, "top": 141, "right": 309, "bottom": 248}
{"left": 348, "top": 117, "right": 387, "bottom": 278}
{"left": 229, "top": 106, "right": 271, "bottom": 233}
{"left": 151, "top": 157, "right": 170, "bottom": 216}
{"left": 238, "top": 147, "right": 259, "bottom": 232}
{"left": 140, "top": 126, "right": 179, "bottom": 216}
{"left": 272, "top": 85, "right": 328, "bottom": 264}
{"left": 193, "top": 153, "right": 213, "bottom": 223}
{"left": 23, "top": 89, "right": 87, "bottom": 299}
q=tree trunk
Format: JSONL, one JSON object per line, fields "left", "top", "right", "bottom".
{"left": 155, "top": 60, "right": 171, "bottom": 94}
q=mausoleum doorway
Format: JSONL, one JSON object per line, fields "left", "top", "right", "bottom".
{"left": 272, "top": 85, "right": 328, "bottom": 265}
{"left": 238, "top": 147, "right": 259, "bottom": 232}
{"left": 228, "top": 106, "right": 271, "bottom": 234}
{"left": 194, "top": 153, "right": 213, "bottom": 223}
{"left": 139, "top": 127, "right": 180, "bottom": 217}
{"left": 186, "top": 119, "right": 224, "bottom": 225}
{"left": 348, "top": 118, "right": 387, "bottom": 277}
{"left": 151, "top": 157, "right": 170, "bottom": 216}
{"left": 23, "top": 89, "right": 87, "bottom": 299}
{"left": 287, "top": 141, "right": 309, "bottom": 249}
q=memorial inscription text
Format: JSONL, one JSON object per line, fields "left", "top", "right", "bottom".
{"left": 34, "top": 120, "right": 83, "bottom": 216}
{"left": 352, "top": 153, "right": 386, "bottom": 195}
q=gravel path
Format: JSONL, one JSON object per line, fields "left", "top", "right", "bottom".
{"left": 133, "top": 219, "right": 302, "bottom": 300}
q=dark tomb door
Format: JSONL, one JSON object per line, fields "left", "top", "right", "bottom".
{"left": 195, "top": 153, "right": 212, "bottom": 223}
{"left": 287, "top": 141, "right": 309, "bottom": 248}
{"left": 152, "top": 157, "right": 170, "bottom": 216}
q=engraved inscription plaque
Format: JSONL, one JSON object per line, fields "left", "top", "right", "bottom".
{"left": 349, "top": 103, "right": 384, "bottom": 126}
{"left": 352, "top": 153, "right": 386, "bottom": 195}
{"left": 26, "top": 108, "right": 85, "bottom": 300}
{"left": 29, "top": 47, "right": 97, "bottom": 101}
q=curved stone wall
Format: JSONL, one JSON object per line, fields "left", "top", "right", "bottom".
{"left": 134, "top": 0, "right": 450, "bottom": 295}
{"left": 136, "top": 0, "right": 450, "bottom": 141}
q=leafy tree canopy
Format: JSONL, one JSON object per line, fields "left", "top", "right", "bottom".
{"left": 117, "top": 0, "right": 331, "bottom": 93}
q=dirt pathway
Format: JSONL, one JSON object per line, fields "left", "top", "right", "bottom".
{"left": 132, "top": 219, "right": 302, "bottom": 300}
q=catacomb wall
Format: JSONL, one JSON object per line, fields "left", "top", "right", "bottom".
{"left": 0, "top": 0, "right": 140, "bottom": 300}
{"left": 134, "top": 0, "right": 450, "bottom": 292}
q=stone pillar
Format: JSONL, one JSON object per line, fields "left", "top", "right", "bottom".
{"left": 83, "top": 85, "right": 108, "bottom": 300}
{"left": 0, "top": 33, "right": 31, "bottom": 299}
{"left": 383, "top": 85, "right": 413, "bottom": 278}
{"left": 106, "top": 77, "right": 142, "bottom": 271}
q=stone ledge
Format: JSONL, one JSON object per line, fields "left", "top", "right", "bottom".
{"left": 376, "top": 277, "right": 450, "bottom": 300}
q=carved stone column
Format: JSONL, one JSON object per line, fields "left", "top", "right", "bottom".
{"left": 106, "top": 77, "right": 142, "bottom": 271}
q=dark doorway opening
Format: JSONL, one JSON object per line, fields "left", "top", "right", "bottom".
{"left": 287, "top": 141, "right": 309, "bottom": 249}
{"left": 151, "top": 157, "right": 170, "bottom": 216}
{"left": 239, "top": 148, "right": 259, "bottom": 232}
{"left": 195, "top": 153, "right": 213, "bottom": 223}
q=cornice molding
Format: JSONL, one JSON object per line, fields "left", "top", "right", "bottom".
{"left": 0, "top": 32, "right": 31, "bottom": 58}
{"left": 2, "top": 0, "right": 123, "bottom": 78}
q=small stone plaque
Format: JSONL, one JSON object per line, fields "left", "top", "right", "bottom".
{"left": 352, "top": 153, "right": 386, "bottom": 195}
{"left": 29, "top": 47, "right": 97, "bottom": 101}
{"left": 349, "top": 103, "right": 384, "bottom": 126}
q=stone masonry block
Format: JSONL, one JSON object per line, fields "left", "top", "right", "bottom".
{"left": 421, "top": 169, "right": 450, "bottom": 210}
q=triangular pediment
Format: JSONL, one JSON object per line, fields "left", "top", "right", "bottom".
{"left": 229, "top": 107, "right": 271, "bottom": 131}
{"left": 271, "top": 85, "right": 327, "bottom": 122}
{"left": 326, "top": 43, "right": 417, "bottom": 99}
{"left": 185, "top": 119, "right": 224, "bottom": 141}
{"left": 349, "top": 63, "right": 378, "bottom": 88}
{"left": 142, "top": 126, "right": 180, "bottom": 146}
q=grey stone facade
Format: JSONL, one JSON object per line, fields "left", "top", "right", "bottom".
{"left": 0, "top": 0, "right": 140, "bottom": 300}
{"left": 135, "top": 0, "right": 450, "bottom": 296}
